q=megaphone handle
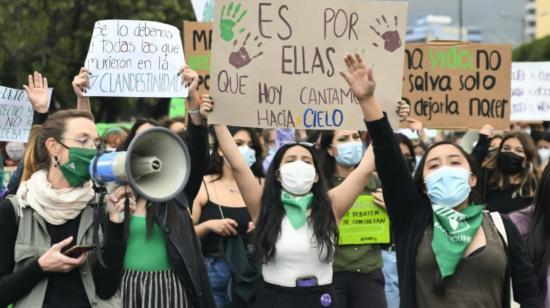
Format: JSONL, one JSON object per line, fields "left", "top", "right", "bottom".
{"left": 93, "top": 196, "right": 109, "bottom": 269}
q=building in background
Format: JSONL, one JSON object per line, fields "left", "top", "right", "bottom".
{"left": 535, "top": 0, "right": 550, "bottom": 38}
{"left": 406, "top": 15, "right": 482, "bottom": 43}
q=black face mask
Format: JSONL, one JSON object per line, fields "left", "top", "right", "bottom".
{"left": 497, "top": 151, "right": 525, "bottom": 175}
{"left": 406, "top": 156, "right": 416, "bottom": 174}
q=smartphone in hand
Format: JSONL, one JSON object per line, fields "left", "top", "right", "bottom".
{"left": 62, "top": 244, "right": 95, "bottom": 258}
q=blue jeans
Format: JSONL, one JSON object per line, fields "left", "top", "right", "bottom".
{"left": 382, "top": 249, "right": 400, "bottom": 308}
{"left": 204, "top": 256, "right": 232, "bottom": 308}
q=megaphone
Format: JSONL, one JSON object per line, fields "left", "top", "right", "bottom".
{"left": 89, "top": 127, "right": 191, "bottom": 202}
{"left": 460, "top": 130, "right": 480, "bottom": 154}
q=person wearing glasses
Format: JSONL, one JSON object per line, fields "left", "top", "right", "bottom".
{"left": 199, "top": 54, "right": 381, "bottom": 307}
{"left": 0, "top": 107, "right": 136, "bottom": 307}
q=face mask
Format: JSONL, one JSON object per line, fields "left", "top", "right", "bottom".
{"left": 238, "top": 145, "right": 256, "bottom": 167}
{"left": 267, "top": 145, "right": 277, "bottom": 157}
{"left": 425, "top": 166, "right": 472, "bottom": 208}
{"left": 334, "top": 142, "right": 363, "bottom": 167}
{"left": 5, "top": 142, "right": 26, "bottom": 161}
{"left": 538, "top": 148, "right": 550, "bottom": 163}
{"left": 279, "top": 160, "right": 316, "bottom": 195}
{"left": 415, "top": 155, "right": 423, "bottom": 165}
{"left": 59, "top": 147, "right": 97, "bottom": 187}
{"left": 498, "top": 151, "right": 525, "bottom": 175}
{"left": 406, "top": 157, "right": 416, "bottom": 174}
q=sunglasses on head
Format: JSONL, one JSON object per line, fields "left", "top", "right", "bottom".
{"left": 283, "top": 141, "right": 315, "bottom": 148}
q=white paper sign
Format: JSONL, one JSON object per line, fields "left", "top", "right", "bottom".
{"left": 192, "top": 0, "right": 215, "bottom": 22}
{"left": 84, "top": 20, "right": 188, "bottom": 98}
{"left": 0, "top": 85, "right": 53, "bottom": 142}
{"left": 511, "top": 62, "right": 550, "bottom": 121}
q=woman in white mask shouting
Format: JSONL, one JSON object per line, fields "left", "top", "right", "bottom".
{"left": 199, "top": 58, "right": 378, "bottom": 308}
{"left": 349, "top": 52, "right": 538, "bottom": 307}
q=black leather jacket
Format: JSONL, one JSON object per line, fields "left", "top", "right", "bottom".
{"left": 144, "top": 119, "right": 215, "bottom": 308}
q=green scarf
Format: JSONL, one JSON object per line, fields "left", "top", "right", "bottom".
{"left": 281, "top": 191, "right": 313, "bottom": 229}
{"left": 431, "top": 204, "right": 484, "bottom": 278}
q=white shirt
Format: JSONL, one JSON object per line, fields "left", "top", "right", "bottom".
{"left": 262, "top": 216, "right": 333, "bottom": 287}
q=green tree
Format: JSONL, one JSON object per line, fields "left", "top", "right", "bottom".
{"left": 512, "top": 35, "right": 550, "bottom": 61}
{"left": 0, "top": 0, "right": 196, "bottom": 122}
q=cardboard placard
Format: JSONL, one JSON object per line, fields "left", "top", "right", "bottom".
{"left": 84, "top": 20, "right": 188, "bottom": 98}
{"left": 402, "top": 43, "right": 512, "bottom": 129}
{"left": 511, "top": 62, "right": 550, "bottom": 121}
{"left": 183, "top": 21, "right": 212, "bottom": 96}
{"left": 338, "top": 195, "right": 390, "bottom": 245}
{"left": 209, "top": 0, "right": 408, "bottom": 130}
{"left": 0, "top": 86, "right": 53, "bottom": 143}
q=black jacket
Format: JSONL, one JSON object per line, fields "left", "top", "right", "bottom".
{"left": 366, "top": 115, "right": 538, "bottom": 308}
{"left": 149, "top": 118, "right": 215, "bottom": 308}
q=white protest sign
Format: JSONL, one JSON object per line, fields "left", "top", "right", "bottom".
{"left": 192, "top": 0, "right": 216, "bottom": 22}
{"left": 0, "top": 85, "right": 53, "bottom": 143}
{"left": 84, "top": 20, "right": 188, "bottom": 98}
{"left": 511, "top": 62, "right": 550, "bottom": 121}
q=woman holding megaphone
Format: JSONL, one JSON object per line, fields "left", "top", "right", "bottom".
{"left": 0, "top": 107, "right": 136, "bottom": 307}
{"left": 117, "top": 66, "right": 216, "bottom": 308}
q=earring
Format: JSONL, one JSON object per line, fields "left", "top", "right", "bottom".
{"left": 53, "top": 156, "right": 59, "bottom": 168}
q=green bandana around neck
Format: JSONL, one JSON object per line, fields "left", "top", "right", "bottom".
{"left": 281, "top": 191, "right": 314, "bottom": 229}
{"left": 59, "top": 147, "right": 97, "bottom": 187}
{"left": 431, "top": 204, "right": 484, "bottom": 278}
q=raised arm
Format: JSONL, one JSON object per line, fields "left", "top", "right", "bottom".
{"left": 340, "top": 54, "right": 427, "bottom": 238}
{"left": 470, "top": 124, "right": 494, "bottom": 166}
{"left": 72, "top": 67, "right": 91, "bottom": 112}
{"left": 329, "top": 145, "right": 375, "bottom": 220}
{"left": 24, "top": 71, "right": 50, "bottom": 125}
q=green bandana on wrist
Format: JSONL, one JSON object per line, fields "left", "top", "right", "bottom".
{"left": 281, "top": 191, "right": 314, "bottom": 229}
{"left": 59, "top": 147, "right": 97, "bottom": 187}
{"left": 431, "top": 204, "right": 484, "bottom": 278}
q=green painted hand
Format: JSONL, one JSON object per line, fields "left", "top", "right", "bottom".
{"left": 220, "top": 2, "right": 247, "bottom": 42}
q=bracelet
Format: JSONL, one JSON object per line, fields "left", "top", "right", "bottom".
{"left": 188, "top": 108, "right": 200, "bottom": 115}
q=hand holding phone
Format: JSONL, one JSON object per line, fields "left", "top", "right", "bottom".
{"left": 62, "top": 244, "right": 95, "bottom": 258}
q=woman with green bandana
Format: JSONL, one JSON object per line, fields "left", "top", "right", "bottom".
{"left": 345, "top": 51, "right": 538, "bottom": 307}
{"left": 199, "top": 55, "right": 379, "bottom": 308}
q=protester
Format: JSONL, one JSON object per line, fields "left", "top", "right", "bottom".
{"left": 472, "top": 125, "right": 539, "bottom": 213}
{"left": 344, "top": 53, "right": 538, "bottom": 307}
{"left": 101, "top": 127, "right": 128, "bottom": 151}
{"left": 0, "top": 107, "right": 135, "bottom": 307}
{"left": 536, "top": 131, "right": 550, "bottom": 172}
{"left": 509, "top": 164, "right": 550, "bottom": 307}
{"left": 162, "top": 117, "right": 187, "bottom": 134}
{"left": 118, "top": 66, "right": 215, "bottom": 308}
{"left": 200, "top": 54, "right": 382, "bottom": 308}
{"left": 193, "top": 125, "right": 264, "bottom": 307}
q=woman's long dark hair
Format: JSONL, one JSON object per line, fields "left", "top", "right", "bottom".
{"left": 412, "top": 141, "right": 482, "bottom": 295}
{"left": 319, "top": 130, "right": 338, "bottom": 187}
{"left": 527, "top": 164, "right": 550, "bottom": 300}
{"left": 254, "top": 143, "right": 338, "bottom": 264}
{"left": 208, "top": 126, "right": 263, "bottom": 181}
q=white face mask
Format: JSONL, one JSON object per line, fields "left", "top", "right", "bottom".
{"left": 6, "top": 142, "right": 26, "bottom": 161}
{"left": 279, "top": 160, "right": 316, "bottom": 195}
{"left": 538, "top": 148, "right": 550, "bottom": 163}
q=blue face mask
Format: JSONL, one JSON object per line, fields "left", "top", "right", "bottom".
{"left": 239, "top": 146, "right": 256, "bottom": 167}
{"left": 425, "top": 166, "right": 471, "bottom": 208}
{"left": 334, "top": 142, "right": 364, "bottom": 167}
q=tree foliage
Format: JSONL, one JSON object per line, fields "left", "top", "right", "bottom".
{"left": 0, "top": 0, "right": 196, "bottom": 121}
{"left": 513, "top": 35, "right": 550, "bottom": 62}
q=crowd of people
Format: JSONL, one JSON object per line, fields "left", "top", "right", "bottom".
{"left": 0, "top": 52, "right": 549, "bottom": 308}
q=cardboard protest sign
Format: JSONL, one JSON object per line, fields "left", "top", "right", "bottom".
{"left": 183, "top": 21, "right": 212, "bottom": 96}
{"left": 511, "top": 62, "right": 550, "bottom": 121}
{"left": 84, "top": 20, "right": 188, "bottom": 98}
{"left": 209, "top": 1, "right": 408, "bottom": 130}
{"left": 339, "top": 195, "right": 390, "bottom": 245}
{"left": 191, "top": 0, "right": 216, "bottom": 22}
{"left": 0, "top": 86, "right": 53, "bottom": 143}
{"left": 402, "top": 43, "right": 512, "bottom": 129}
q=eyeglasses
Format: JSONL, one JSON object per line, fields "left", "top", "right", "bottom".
{"left": 61, "top": 137, "right": 102, "bottom": 149}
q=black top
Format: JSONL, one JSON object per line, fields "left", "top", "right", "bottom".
{"left": 0, "top": 199, "right": 125, "bottom": 308}
{"left": 471, "top": 134, "right": 534, "bottom": 214}
{"left": 198, "top": 183, "right": 251, "bottom": 256}
{"left": 366, "top": 115, "right": 538, "bottom": 308}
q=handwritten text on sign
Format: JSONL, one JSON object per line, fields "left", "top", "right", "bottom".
{"left": 184, "top": 21, "right": 212, "bottom": 96}
{"left": 402, "top": 43, "right": 512, "bottom": 129}
{"left": 0, "top": 86, "right": 52, "bottom": 143}
{"left": 511, "top": 62, "right": 550, "bottom": 121}
{"left": 84, "top": 20, "right": 187, "bottom": 98}
{"left": 209, "top": 1, "right": 408, "bottom": 130}
{"left": 339, "top": 195, "right": 390, "bottom": 245}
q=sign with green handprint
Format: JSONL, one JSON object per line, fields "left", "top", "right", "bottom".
{"left": 191, "top": 0, "right": 216, "bottom": 22}
{"left": 209, "top": 0, "right": 408, "bottom": 130}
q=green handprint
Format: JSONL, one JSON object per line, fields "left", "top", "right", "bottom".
{"left": 220, "top": 2, "right": 247, "bottom": 42}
